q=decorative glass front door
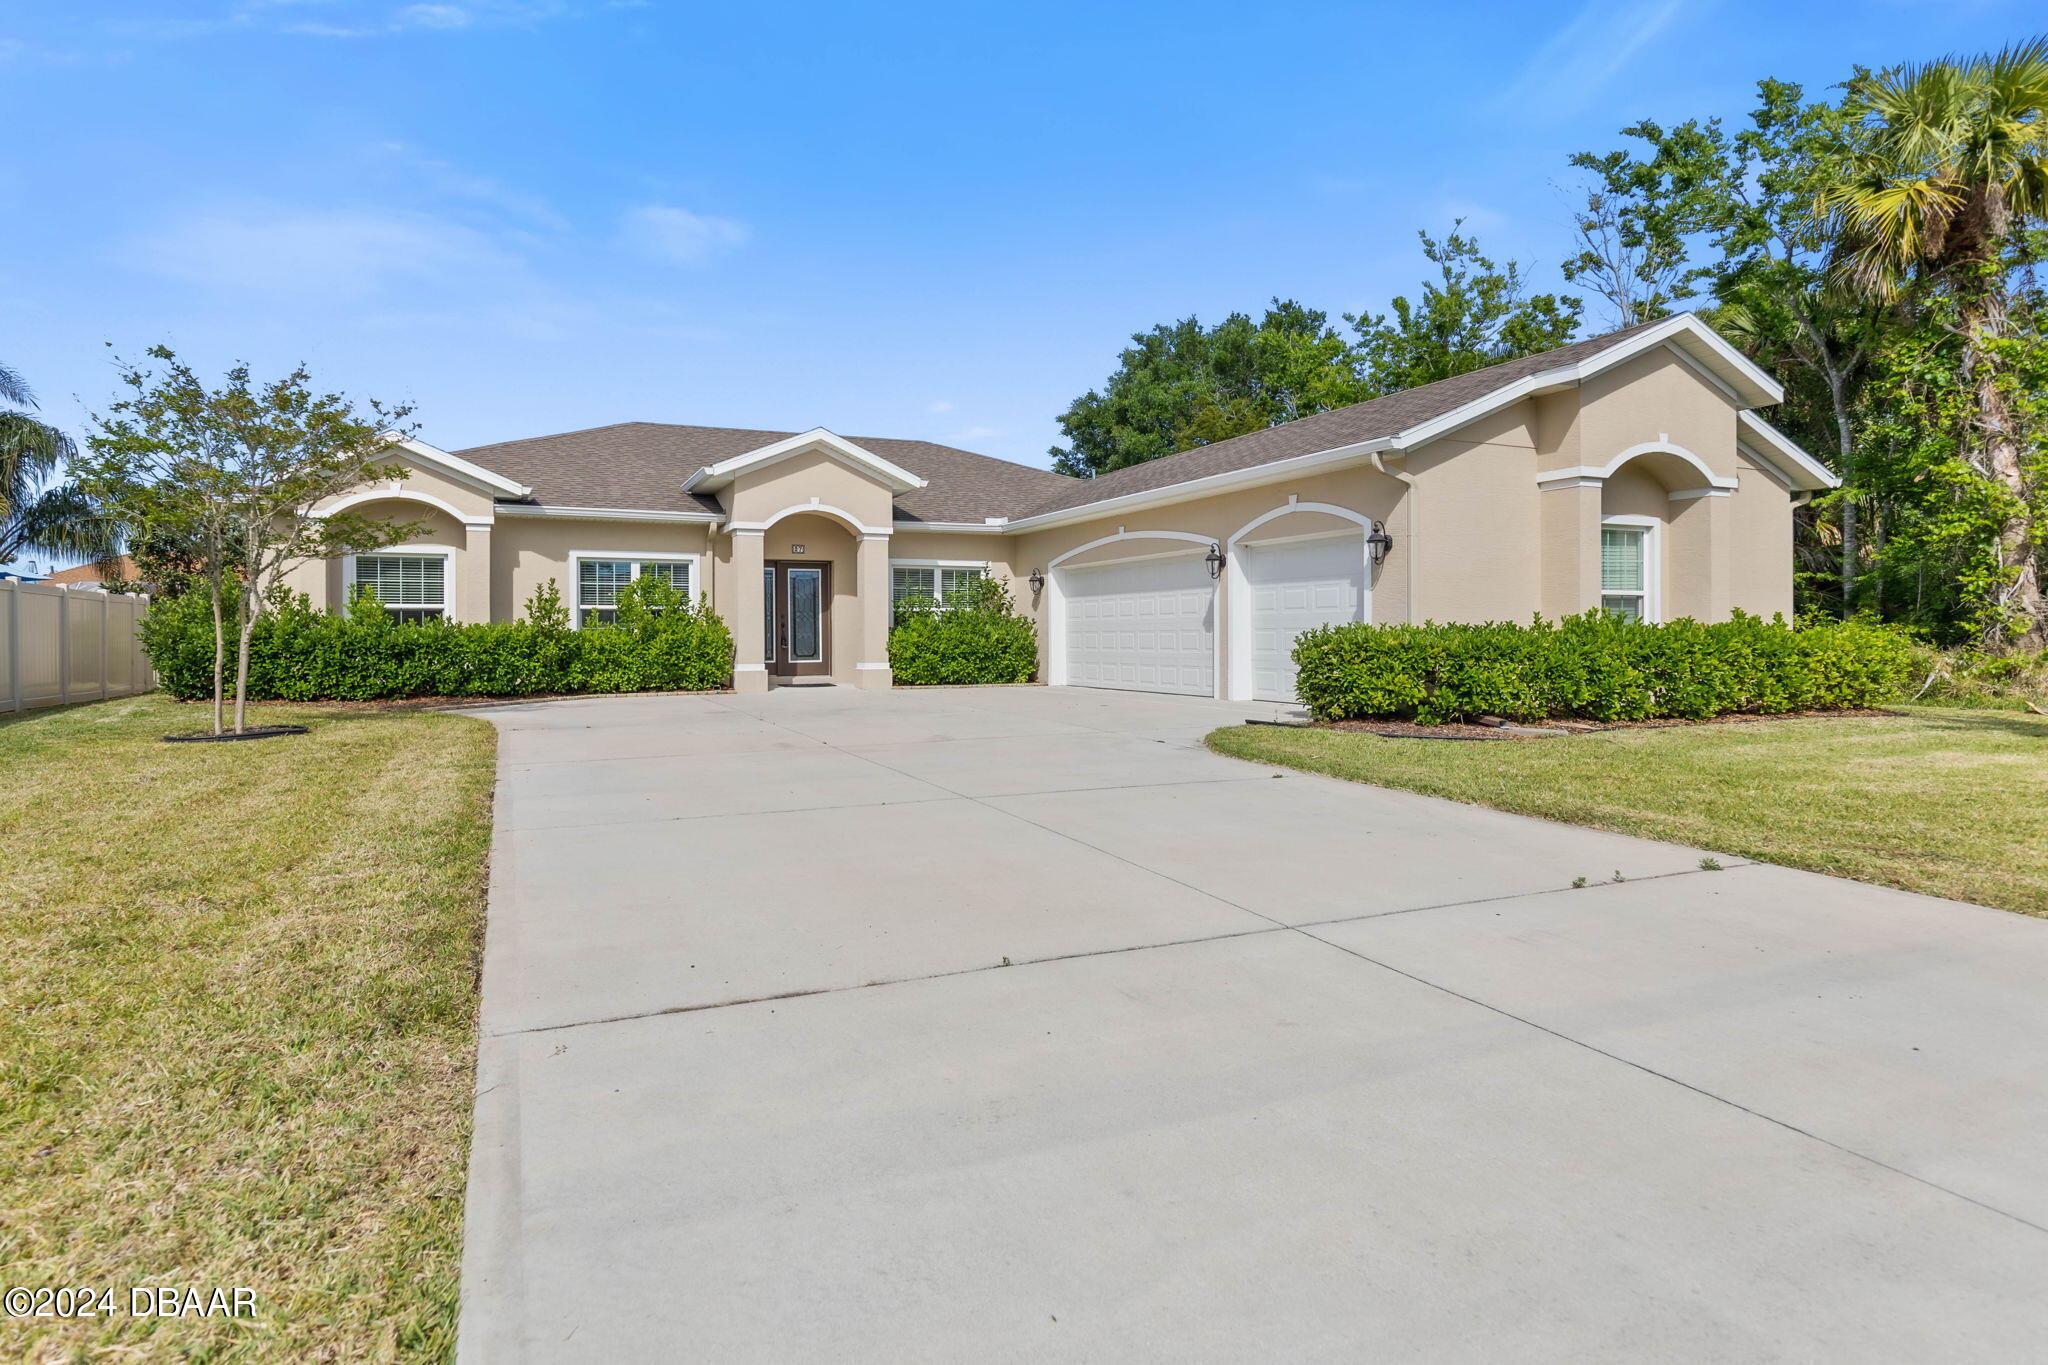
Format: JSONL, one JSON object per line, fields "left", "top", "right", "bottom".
{"left": 786, "top": 568, "right": 822, "bottom": 663}
{"left": 764, "top": 562, "right": 832, "bottom": 677}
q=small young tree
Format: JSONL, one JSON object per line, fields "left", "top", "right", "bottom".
{"left": 79, "top": 347, "right": 420, "bottom": 734}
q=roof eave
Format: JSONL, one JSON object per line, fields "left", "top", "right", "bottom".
{"left": 1736, "top": 411, "right": 1840, "bottom": 490}
{"left": 682, "top": 426, "right": 929, "bottom": 495}
{"left": 390, "top": 434, "right": 534, "bottom": 499}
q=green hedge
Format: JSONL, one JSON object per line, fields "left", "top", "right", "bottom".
{"left": 141, "top": 577, "right": 734, "bottom": 701}
{"left": 887, "top": 575, "right": 1038, "bottom": 686}
{"left": 1291, "top": 612, "right": 1917, "bottom": 724}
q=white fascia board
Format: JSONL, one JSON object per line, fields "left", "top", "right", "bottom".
{"left": 388, "top": 434, "right": 533, "bottom": 498}
{"left": 1737, "top": 411, "right": 1839, "bottom": 490}
{"left": 681, "top": 427, "right": 929, "bottom": 494}
{"left": 1000, "top": 437, "right": 1398, "bottom": 534}
{"left": 494, "top": 504, "right": 727, "bottom": 523}
{"left": 994, "top": 315, "right": 1786, "bottom": 534}
{"left": 892, "top": 520, "right": 1011, "bottom": 534}
{"left": 1562, "top": 314, "right": 1782, "bottom": 406}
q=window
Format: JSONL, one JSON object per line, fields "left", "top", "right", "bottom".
{"left": 576, "top": 556, "right": 693, "bottom": 627}
{"left": 352, "top": 553, "right": 448, "bottom": 623}
{"left": 1600, "top": 525, "right": 1650, "bottom": 621}
{"left": 890, "top": 563, "right": 985, "bottom": 611}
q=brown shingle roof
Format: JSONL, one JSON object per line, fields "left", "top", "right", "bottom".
{"left": 451, "top": 318, "right": 1681, "bottom": 525}
{"left": 454, "top": 422, "right": 1078, "bottom": 522}
{"left": 1012, "top": 318, "right": 1673, "bottom": 518}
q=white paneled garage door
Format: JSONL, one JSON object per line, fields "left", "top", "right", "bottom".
{"left": 1243, "top": 534, "right": 1366, "bottom": 702}
{"left": 1061, "top": 554, "right": 1216, "bottom": 696}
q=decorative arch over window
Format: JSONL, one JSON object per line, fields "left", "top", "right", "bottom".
{"left": 315, "top": 487, "right": 493, "bottom": 528}
{"left": 1537, "top": 440, "right": 1737, "bottom": 499}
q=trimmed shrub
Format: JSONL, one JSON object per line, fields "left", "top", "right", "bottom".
{"left": 887, "top": 575, "right": 1038, "bottom": 686}
{"left": 1290, "top": 612, "right": 1917, "bottom": 724}
{"left": 140, "top": 576, "right": 734, "bottom": 701}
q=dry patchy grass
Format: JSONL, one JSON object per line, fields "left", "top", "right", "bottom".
{"left": 0, "top": 695, "right": 496, "bottom": 1362}
{"left": 1208, "top": 706, "right": 2048, "bottom": 917}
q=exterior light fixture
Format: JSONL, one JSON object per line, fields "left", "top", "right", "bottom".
{"left": 1366, "top": 521, "right": 1395, "bottom": 564}
{"left": 1205, "top": 543, "right": 1226, "bottom": 578}
{"left": 1028, "top": 568, "right": 1045, "bottom": 593}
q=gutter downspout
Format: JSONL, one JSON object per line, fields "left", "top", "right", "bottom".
{"left": 1370, "top": 449, "right": 1420, "bottom": 622}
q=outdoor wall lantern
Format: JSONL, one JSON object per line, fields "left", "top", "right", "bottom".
{"left": 1028, "top": 568, "right": 1046, "bottom": 593}
{"left": 1366, "top": 521, "right": 1395, "bottom": 564}
{"left": 1205, "top": 543, "right": 1226, "bottom": 578}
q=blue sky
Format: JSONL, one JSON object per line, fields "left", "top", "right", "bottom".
{"left": 1, "top": 0, "right": 2036, "bottom": 569}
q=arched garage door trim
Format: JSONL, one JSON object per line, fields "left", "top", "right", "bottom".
{"left": 1048, "top": 530, "right": 1219, "bottom": 693}
{"left": 1225, "top": 501, "right": 1375, "bottom": 703}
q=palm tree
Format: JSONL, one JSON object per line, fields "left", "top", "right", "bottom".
{"left": 1820, "top": 38, "right": 2048, "bottom": 647}
{"left": 1, "top": 361, "right": 118, "bottom": 569}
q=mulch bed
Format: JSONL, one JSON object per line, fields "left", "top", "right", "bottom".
{"left": 168, "top": 689, "right": 733, "bottom": 714}
{"left": 1319, "top": 707, "right": 1903, "bottom": 741}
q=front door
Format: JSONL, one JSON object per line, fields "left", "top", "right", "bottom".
{"left": 764, "top": 561, "right": 831, "bottom": 678}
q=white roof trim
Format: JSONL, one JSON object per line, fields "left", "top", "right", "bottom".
{"left": 893, "top": 519, "right": 1011, "bottom": 534}
{"left": 1003, "top": 438, "right": 1398, "bottom": 533}
{"left": 727, "top": 501, "right": 895, "bottom": 536}
{"left": 1736, "top": 411, "right": 1839, "bottom": 490}
{"left": 1006, "top": 314, "right": 1786, "bottom": 531}
{"left": 388, "top": 435, "right": 532, "bottom": 498}
{"left": 681, "top": 427, "right": 928, "bottom": 495}
{"left": 315, "top": 486, "right": 494, "bottom": 528}
{"left": 494, "top": 503, "right": 725, "bottom": 523}
{"left": 1386, "top": 316, "right": 1780, "bottom": 454}
{"left": 1536, "top": 441, "right": 1739, "bottom": 491}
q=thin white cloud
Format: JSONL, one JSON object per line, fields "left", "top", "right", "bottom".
{"left": 129, "top": 204, "right": 520, "bottom": 295}
{"left": 619, "top": 205, "right": 749, "bottom": 265}
{"left": 958, "top": 425, "right": 1000, "bottom": 441}
{"left": 107, "top": 1, "right": 604, "bottom": 40}
{"left": 926, "top": 399, "right": 954, "bottom": 413}
{"left": 1493, "top": 0, "right": 1688, "bottom": 118}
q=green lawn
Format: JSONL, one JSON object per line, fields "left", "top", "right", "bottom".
{"left": 1208, "top": 706, "right": 2048, "bottom": 917}
{"left": 0, "top": 694, "right": 496, "bottom": 1363}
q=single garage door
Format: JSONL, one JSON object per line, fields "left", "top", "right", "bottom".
{"left": 1243, "top": 535, "right": 1366, "bottom": 702}
{"left": 1062, "top": 554, "right": 1216, "bottom": 696}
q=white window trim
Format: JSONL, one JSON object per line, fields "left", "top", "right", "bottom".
{"left": 888, "top": 559, "right": 991, "bottom": 609}
{"left": 1599, "top": 515, "right": 1660, "bottom": 623}
{"left": 569, "top": 550, "right": 704, "bottom": 627}
{"left": 343, "top": 545, "right": 456, "bottom": 620}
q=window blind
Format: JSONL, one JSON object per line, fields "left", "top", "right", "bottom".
{"left": 354, "top": 554, "right": 445, "bottom": 606}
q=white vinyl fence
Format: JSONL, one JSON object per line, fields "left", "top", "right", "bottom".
{"left": 1, "top": 579, "right": 156, "bottom": 712}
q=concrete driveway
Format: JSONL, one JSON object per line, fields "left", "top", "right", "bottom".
{"left": 458, "top": 685, "right": 2048, "bottom": 1363}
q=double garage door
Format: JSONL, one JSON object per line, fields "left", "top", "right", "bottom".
{"left": 1060, "top": 535, "right": 1366, "bottom": 702}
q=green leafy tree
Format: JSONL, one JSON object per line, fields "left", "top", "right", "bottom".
{"left": 78, "top": 348, "right": 421, "bottom": 734}
{"left": 1049, "top": 301, "right": 1368, "bottom": 478}
{"left": 1821, "top": 38, "right": 2048, "bottom": 646}
{"left": 1, "top": 361, "right": 119, "bottom": 569}
{"left": 1349, "top": 225, "right": 1582, "bottom": 392}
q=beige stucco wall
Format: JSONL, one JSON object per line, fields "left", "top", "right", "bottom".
{"left": 496, "top": 519, "right": 713, "bottom": 623}
{"left": 1729, "top": 455, "right": 1796, "bottom": 619}
{"left": 1006, "top": 463, "right": 1408, "bottom": 684}
{"left": 1399, "top": 403, "right": 1541, "bottom": 624}
{"left": 1578, "top": 347, "right": 1742, "bottom": 479}
{"left": 725, "top": 449, "right": 895, "bottom": 529}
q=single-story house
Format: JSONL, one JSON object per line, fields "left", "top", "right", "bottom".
{"left": 284, "top": 313, "right": 1837, "bottom": 702}
{"left": 46, "top": 557, "right": 144, "bottom": 590}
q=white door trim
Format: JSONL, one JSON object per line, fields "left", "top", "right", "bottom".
{"left": 1224, "top": 502, "right": 1375, "bottom": 702}
{"left": 1046, "top": 529, "right": 1216, "bottom": 690}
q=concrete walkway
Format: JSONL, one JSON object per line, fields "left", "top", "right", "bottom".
{"left": 457, "top": 685, "right": 2048, "bottom": 1363}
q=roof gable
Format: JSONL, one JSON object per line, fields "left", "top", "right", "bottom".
{"left": 683, "top": 428, "right": 928, "bottom": 496}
